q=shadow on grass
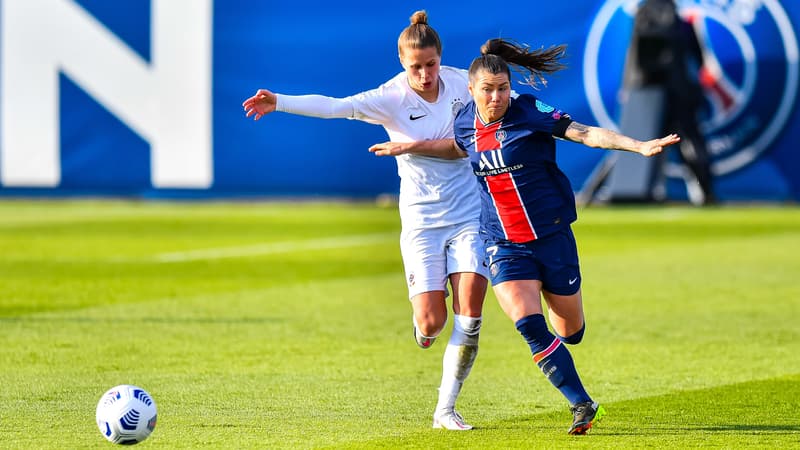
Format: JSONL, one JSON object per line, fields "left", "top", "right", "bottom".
{"left": 552, "top": 375, "right": 800, "bottom": 437}
{"left": 697, "top": 424, "right": 800, "bottom": 433}
{"left": 331, "top": 374, "right": 800, "bottom": 449}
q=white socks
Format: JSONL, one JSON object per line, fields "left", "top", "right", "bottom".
{"left": 435, "top": 314, "right": 482, "bottom": 414}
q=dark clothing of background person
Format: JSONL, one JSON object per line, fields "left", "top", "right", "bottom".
{"left": 622, "top": 0, "right": 717, "bottom": 204}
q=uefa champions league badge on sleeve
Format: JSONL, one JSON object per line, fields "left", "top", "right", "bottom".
{"left": 583, "top": 0, "right": 798, "bottom": 177}
{"left": 535, "top": 99, "right": 566, "bottom": 120}
{"left": 535, "top": 99, "right": 555, "bottom": 114}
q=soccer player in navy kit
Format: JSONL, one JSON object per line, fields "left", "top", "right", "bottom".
{"left": 243, "top": 11, "right": 485, "bottom": 430}
{"left": 453, "top": 38, "right": 680, "bottom": 434}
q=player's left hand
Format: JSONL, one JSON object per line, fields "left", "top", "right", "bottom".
{"left": 368, "top": 141, "right": 410, "bottom": 157}
{"left": 639, "top": 133, "right": 681, "bottom": 156}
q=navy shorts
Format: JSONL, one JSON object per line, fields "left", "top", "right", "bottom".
{"left": 486, "top": 227, "right": 581, "bottom": 296}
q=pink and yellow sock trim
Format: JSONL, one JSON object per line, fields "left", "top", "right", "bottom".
{"left": 533, "top": 338, "right": 561, "bottom": 365}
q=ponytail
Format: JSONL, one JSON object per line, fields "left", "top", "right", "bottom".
{"left": 469, "top": 38, "right": 567, "bottom": 88}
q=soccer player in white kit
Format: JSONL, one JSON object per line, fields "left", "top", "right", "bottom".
{"left": 242, "top": 11, "right": 487, "bottom": 430}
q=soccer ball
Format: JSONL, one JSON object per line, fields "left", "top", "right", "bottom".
{"left": 96, "top": 385, "right": 158, "bottom": 445}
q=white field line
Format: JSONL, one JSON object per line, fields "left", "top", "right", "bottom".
{"left": 153, "top": 232, "right": 397, "bottom": 263}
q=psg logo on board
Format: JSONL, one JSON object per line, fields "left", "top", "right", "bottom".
{"left": 583, "top": 0, "right": 798, "bottom": 176}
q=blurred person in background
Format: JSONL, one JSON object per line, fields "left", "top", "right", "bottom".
{"left": 243, "top": 11, "right": 486, "bottom": 430}
{"left": 621, "top": 0, "right": 717, "bottom": 205}
{"left": 453, "top": 38, "right": 680, "bottom": 434}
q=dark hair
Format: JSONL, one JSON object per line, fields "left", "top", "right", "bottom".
{"left": 468, "top": 38, "right": 567, "bottom": 88}
{"left": 398, "top": 10, "right": 442, "bottom": 56}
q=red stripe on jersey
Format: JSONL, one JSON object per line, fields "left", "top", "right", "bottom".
{"left": 474, "top": 116, "right": 502, "bottom": 152}
{"left": 486, "top": 172, "right": 537, "bottom": 242}
{"left": 474, "top": 115, "right": 537, "bottom": 242}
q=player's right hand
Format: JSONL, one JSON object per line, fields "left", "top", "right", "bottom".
{"left": 368, "top": 141, "right": 410, "bottom": 156}
{"left": 242, "top": 89, "right": 277, "bottom": 120}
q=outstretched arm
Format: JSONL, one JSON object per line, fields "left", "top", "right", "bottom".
{"left": 563, "top": 121, "right": 680, "bottom": 156}
{"left": 243, "top": 88, "right": 355, "bottom": 121}
{"left": 369, "top": 139, "right": 466, "bottom": 159}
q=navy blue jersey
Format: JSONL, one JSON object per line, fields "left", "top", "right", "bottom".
{"left": 454, "top": 94, "right": 577, "bottom": 243}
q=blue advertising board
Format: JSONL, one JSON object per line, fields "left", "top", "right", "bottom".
{"left": 1, "top": 0, "right": 798, "bottom": 201}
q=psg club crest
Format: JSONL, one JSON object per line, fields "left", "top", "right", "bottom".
{"left": 583, "top": 0, "right": 799, "bottom": 176}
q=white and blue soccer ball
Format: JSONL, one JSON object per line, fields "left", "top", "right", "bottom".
{"left": 96, "top": 385, "right": 157, "bottom": 445}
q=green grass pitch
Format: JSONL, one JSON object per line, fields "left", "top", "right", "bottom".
{"left": 0, "top": 200, "right": 798, "bottom": 448}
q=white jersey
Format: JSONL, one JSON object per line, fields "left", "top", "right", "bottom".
{"left": 276, "top": 66, "right": 481, "bottom": 230}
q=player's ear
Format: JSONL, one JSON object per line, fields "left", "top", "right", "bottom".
{"left": 468, "top": 83, "right": 474, "bottom": 97}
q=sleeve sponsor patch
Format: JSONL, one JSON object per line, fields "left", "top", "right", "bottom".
{"left": 535, "top": 99, "right": 555, "bottom": 113}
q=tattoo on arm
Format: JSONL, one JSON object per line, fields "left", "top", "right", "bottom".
{"left": 566, "top": 121, "right": 640, "bottom": 151}
{"left": 566, "top": 122, "right": 590, "bottom": 143}
{"left": 568, "top": 122, "right": 589, "bottom": 133}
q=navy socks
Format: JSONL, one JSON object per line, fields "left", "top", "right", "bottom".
{"left": 515, "top": 314, "right": 591, "bottom": 405}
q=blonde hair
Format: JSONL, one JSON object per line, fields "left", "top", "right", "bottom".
{"left": 397, "top": 10, "right": 442, "bottom": 56}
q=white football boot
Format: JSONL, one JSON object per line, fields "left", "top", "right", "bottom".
{"left": 432, "top": 410, "right": 473, "bottom": 431}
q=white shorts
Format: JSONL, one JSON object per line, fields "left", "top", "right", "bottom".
{"left": 400, "top": 221, "right": 489, "bottom": 299}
